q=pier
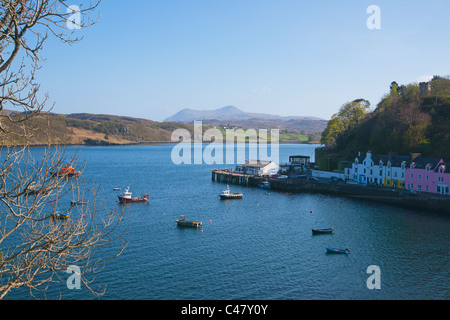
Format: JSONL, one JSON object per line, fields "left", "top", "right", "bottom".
{"left": 211, "top": 170, "right": 254, "bottom": 186}
{"left": 211, "top": 169, "right": 450, "bottom": 213}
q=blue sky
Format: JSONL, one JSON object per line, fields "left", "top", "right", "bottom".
{"left": 37, "top": 0, "right": 450, "bottom": 121}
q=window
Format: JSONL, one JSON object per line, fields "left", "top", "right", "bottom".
{"left": 426, "top": 185, "right": 429, "bottom": 191}
{"left": 418, "top": 174, "right": 421, "bottom": 180}
{"left": 417, "top": 185, "right": 422, "bottom": 191}
{"left": 426, "top": 175, "right": 429, "bottom": 181}
{"left": 379, "top": 170, "right": 382, "bottom": 176}
{"left": 401, "top": 173, "right": 404, "bottom": 178}
{"left": 388, "top": 171, "right": 391, "bottom": 177}
{"left": 370, "top": 169, "right": 373, "bottom": 175}
{"left": 426, "top": 166, "right": 430, "bottom": 172}
{"left": 438, "top": 177, "right": 444, "bottom": 183}
{"left": 394, "top": 172, "right": 397, "bottom": 178}
{"left": 364, "top": 169, "right": 366, "bottom": 174}
{"left": 410, "top": 173, "right": 414, "bottom": 179}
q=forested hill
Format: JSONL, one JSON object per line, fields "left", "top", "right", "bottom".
{"left": 320, "top": 76, "right": 450, "bottom": 161}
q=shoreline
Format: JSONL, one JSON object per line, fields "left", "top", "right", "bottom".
{"left": 211, "top": 170, "right": 450, "bottom": 214}
{"left": 1, "top": 141, "right": 321, "bottom": 148}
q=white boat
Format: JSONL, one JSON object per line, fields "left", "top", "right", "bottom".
{"left": 118, "top": 187, "right": 149, "bottom": 203}
{"left": 219, "top": 185, "right": 243, "bottom": 199}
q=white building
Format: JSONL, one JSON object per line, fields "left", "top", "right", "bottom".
{"left": 235, "top": 160, "right": 279, "bottom": 176}
{"left": 345, "top": 152, "right": 409, "bottom": 188}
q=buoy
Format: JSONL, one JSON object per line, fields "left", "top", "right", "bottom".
{"left": 209, "top": 220, "right": 212, "bottom": 223}
{"left": 310, "top": 210, "right": 313, "bottom": 213}
{"left": 257, "top": 204, "right": 260, "bottom": 206}
{"left": 356, "top": 229, "right": 359, "bottom": 232}
{"left": 258, "top": 216, "right": 261, "bottom": 219}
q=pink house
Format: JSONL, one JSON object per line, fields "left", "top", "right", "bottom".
{"left": 405, "top": 157, "right": 450, "bottom": 195}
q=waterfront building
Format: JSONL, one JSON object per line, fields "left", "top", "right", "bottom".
{"left": 345, "top": 152, "right": 385, "bottom": 185}
{"left": 345, "top": 152, "right": 409, "bottom": 188}
{"left": 405, "top": 157, "right": 449, "bottom": 195}
{"left": 235, "top": 160, "right": 280, "bottom": 176}
{"left": 279, "top": 155, "right": 311, "bottom": 176}
{"left": 383, "top": 154, "right": 410, "bottom": 189}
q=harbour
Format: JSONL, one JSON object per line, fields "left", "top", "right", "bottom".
{"left": 211, "top": 169, "right": 450, "bottom": 213}
{"left": 5, "top": 144, "right": 450, "bottom": 300}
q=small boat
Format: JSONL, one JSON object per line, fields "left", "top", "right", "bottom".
{"left": 219, "top": 185, "right": 243, "bottom": 199}
{"left": 312, "top": 228, "right": 334, "bottom": 234}
{"left": 326, "top": 246, "right": 350, "bottom": 254}
{"left": 176, "top": 215, "right": 202, "bottom": 228}
{"left": 113, "top": 187, "right": 121, "bottom": 191}
{"left": 258, "top": 181, "right": 270, "bottom": 189}
{"left": 71, "top": 200, "right": 89, "bottom": 205}
{"left": 50, "top": 164, "right": 81, "bottom": 177}
{"left": 25, "top": 183, "right": 51, "bottom": 195}
{"left": 52, "top": 211, "right": 70, "bottom": 219}
{"left": 118, "top": 187, "right": 149, "bottom": 203}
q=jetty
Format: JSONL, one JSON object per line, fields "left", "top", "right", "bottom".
{"left": 211, "top": 170, "right": 450, "bottom": 213}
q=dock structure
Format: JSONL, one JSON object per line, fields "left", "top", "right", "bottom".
{"left": 211, "top": 170, "right": 255, "bottom": 186}
{"left": 211, "top": 169, "right": 450, "bottom": 213}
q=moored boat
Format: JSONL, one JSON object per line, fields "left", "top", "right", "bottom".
{"left": 52, "top": 211, "right": 70, "bottom": 219}
{"left": 326, "top": 246, "right": 350, "bottom": 254}
{"left": 71, "top": 200, "right": 89, "bottom": 205}
{"left": 258, "top": 181, "right": 270, "bottom": 189}
{"left": 50, "top": 164, "right": 81, "bottom": 177}
{"left": 312, "top": 228, "right": 334, "bottom": 234}
{"left": 176, "top": 215, "right": 202, "bottom": 228}
{"left": 118, "top": 187, "right": 149, "bottom": 203}
{"left": 219, "top": 185, "right": 243, "bottom": 199}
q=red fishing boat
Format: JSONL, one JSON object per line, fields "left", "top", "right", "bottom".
{"left": 118, "top": 187, "right": 149, "bottom": 203}
{"left": 51, "top": 164, "right": 81, "bottom": 177}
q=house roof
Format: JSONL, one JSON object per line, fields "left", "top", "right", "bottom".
{"left": 434, "top": 162, "right": 447, "bottom": 173}
{"left": 388, "top": 155, "right": 411, "bottom": 167}
{"left": 411, "top": 157, "right": 442, "bottom": 170}
{"left": 243, "top": 160, "right": 275, "bottom": 168}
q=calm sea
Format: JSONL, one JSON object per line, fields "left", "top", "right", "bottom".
{"left": 5, "top": 144, "right": 449, "bottom": 300}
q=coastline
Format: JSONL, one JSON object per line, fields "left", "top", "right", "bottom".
{"left": 212, "top": 170, "right": 450, "bottom": 214}
{"left": 1, "top": 140, "right": 320, "bottom": 148}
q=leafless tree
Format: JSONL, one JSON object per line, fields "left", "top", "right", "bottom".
{"left": 0, "top": 1, "right": 126, "bottom": 299}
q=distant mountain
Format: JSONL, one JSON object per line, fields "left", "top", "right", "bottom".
{"left": 163, "top": 105, "right": 324, "bottom": 123}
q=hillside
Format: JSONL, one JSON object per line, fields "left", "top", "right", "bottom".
{"left": 317, "top": 76, "right": 450, "bottom": 169}
{"left": 0, "top": 109, "right": 326, "bottom": 146}
{"left": 0, "top": 112, "right": 194, "bottom": 146}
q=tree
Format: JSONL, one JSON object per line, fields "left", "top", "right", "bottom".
{"left": 0, "top": 1, "right": 126, "bottom": 300}
{"left": 321, "top": 99, "right": 370, "bottom": 148}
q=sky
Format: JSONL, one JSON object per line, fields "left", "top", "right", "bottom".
{"left": 36, "top": 0, "right": 450, "bottom": 122}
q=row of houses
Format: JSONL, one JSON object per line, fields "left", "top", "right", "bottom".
{"left": 344, "top": 152, "right": 450, "bottom": 195}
